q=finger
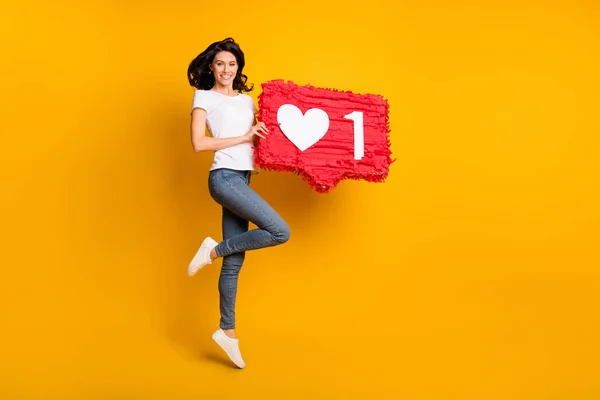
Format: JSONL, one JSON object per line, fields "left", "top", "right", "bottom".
{"left": 258, "top": 127, "right": 269, "bottom": 135}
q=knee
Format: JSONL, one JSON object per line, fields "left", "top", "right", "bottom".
{"left": 221, "top": 253, "right": 245, "bottom": 271}
{"left": 273, "top": 221, "right": 291, "bottom": 244}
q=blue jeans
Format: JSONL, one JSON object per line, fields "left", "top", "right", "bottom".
{"left": 208, "top": 168, "right": 290, "bottom": 330}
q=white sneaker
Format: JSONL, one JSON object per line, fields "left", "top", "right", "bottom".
{"left": 187, "top": 237, "right": 218, "bottom": 276}
{"left": 212, "top": 328, "right": 246, "bottom": 369}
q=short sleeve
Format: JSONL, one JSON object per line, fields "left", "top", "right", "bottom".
{"left": 246, "top": 95, "right": 258, "bottom": 114}
{"left": 191, "top": 90, "right": 212, "bottom": 113}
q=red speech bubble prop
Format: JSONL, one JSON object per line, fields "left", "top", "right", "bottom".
{"left": 255, "top": 80, "right": 393, "bottom": 193}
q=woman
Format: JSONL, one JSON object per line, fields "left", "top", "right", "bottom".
{"left": 186, "top": 38, "right": 290, "bottom": 369}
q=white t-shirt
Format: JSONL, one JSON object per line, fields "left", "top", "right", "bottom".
{"left": 191, "top": 89, "right": 258, "bottom": 171}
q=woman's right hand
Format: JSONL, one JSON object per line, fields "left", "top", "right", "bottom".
{"left": 242, "top": 121, "right": 269, "bottom": 143}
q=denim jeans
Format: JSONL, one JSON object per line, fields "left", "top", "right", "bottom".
{"left": 208, "top": 168, "right": 290, "bottom": 330}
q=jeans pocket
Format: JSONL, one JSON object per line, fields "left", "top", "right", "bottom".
{"left": 209, "top": 169, "right": 245, "bottom": 200}
{"left": 208, "top": 170, "right": 223, "bottom": 199}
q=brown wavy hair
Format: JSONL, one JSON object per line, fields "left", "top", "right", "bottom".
{"left": 187, "top": 37, "right": 254, "bottom": 93}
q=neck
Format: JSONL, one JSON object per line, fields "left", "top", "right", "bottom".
{"left": 212, "top": 83, "right": 235, "bottom": 95}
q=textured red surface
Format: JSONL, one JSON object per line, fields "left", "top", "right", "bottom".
{"left": 255, "top": 80, "right": 393, "bottom": 193}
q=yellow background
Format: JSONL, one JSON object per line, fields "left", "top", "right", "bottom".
{"left": 1, "top": 0, "right": 599, "bottom": 398}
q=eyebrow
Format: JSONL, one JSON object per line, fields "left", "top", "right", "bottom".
{"left": 215, "top": 60, "right": 237, "bottom": 63}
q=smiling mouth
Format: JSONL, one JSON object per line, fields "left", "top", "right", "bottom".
{"left": 220, "top": 74, "right": 232, "bottom": 79}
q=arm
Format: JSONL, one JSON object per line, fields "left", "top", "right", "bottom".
{"left": 252, "top": 116, "right": 260, "bottom": 146}
{"left": 190, "top": 108, "right": 250, "bottom": 152}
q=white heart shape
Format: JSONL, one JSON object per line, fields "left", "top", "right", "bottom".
{"left": 277, "top": 104, "right": 330, "bottom": 151}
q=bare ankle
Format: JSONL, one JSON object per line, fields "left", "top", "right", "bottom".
{"left": 223, "top": 329, "right": 236, "bottom": 339}
{"left": 210, "top": 247, "right": 218, "bottom": 261}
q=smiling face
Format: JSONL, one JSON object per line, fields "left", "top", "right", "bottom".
{"left": 210, "top": 51, "right": 238, "bottom": 89}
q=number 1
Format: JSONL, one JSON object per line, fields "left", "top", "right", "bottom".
{"left": 344, "top": 111, "right": 364, "bottom": 160}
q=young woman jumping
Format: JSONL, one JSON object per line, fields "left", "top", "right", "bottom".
{"left": 187, "top": 37, "right": 290, "bottom": 369}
